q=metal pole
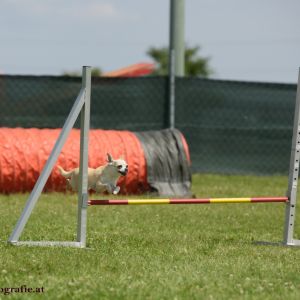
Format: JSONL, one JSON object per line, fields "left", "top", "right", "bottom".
{"left": 168, "top": 0, "right": 185, "bottom": 129}
{"left": 169, "top": 49, "right": 175, "bottom": 129}
{"left": 77, "top": 66, "right": 91, "bottom": 247}
{"left": 8, "top": 87, "right": 86, "bottom": 244}
{"left": 169, "top": 0, "right": 185, "bottom": 76}
{"left": 283, "top": 68, "right": 300, "bottom": 246}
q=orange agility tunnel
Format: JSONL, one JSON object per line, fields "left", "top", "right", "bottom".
{"left": 0, "top": 127, "right": 190, "bottom": 194}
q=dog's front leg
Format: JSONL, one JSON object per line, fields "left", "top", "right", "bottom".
{"left": 94, "top": 182, "right": 120, "bottom": 195}
{"left": 106, "top": 183, "right": 120, "bottom": 195}
{"left": 112, "top": 185, "right": 120, "bottom": 195}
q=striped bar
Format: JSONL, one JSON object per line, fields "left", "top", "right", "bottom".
{"left": 88, "top": 197, "right": 288, "bottom": 206}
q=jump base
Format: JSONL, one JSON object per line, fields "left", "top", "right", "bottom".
{"left": 9, "top": 241, "right": 85, "bottom": 248}
{"left": 255, "top": 239, "right": 300, "bottom": 247}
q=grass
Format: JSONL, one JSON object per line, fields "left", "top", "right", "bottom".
{"left": 1, "top": 174, "right": 300, "bottom": 299}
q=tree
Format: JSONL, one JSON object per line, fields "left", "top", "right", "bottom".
{"left": 91, "top": 67, "right": 102, "bottom": 77}
{"left": 147, "top": 45, "right": 213, "bottom": 77}
{"left": 62, "top": 67, "right": 102, "bottom": 77}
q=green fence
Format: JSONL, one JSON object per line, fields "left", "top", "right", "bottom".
{"left": 0, "top": 75, "right": 296, "bottom": 175}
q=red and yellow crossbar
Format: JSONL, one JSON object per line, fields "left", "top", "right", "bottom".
{"left": 88, "top": 197, "right": 288, "bottom": 206}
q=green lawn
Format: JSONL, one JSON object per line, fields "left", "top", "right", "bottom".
{"left": 1, "top": 174, "right": 300, "bottom": 299}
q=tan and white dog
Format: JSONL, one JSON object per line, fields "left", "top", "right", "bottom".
{"left": 57, "top": 153, "right": 128, "bottom": 194}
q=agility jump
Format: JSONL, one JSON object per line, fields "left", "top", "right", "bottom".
{"left": 8, "top": 66, "right": 300, "bottom": 248}
{"left": 88, "top": 197, "right": 288, "bottom": 206}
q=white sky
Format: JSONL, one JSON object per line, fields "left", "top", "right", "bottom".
{"left": 1, "top": 0, "right": 300, "bottom": 83}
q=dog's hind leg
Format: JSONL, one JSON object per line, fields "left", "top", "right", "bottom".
{"left": 65, "top": 178, "right": 78, "bottom": 192}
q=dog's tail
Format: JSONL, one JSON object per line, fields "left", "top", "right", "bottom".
{"left": 57, "top": 166, "right": 73, "bottom": 178}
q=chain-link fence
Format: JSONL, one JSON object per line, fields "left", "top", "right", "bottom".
{"left": 0, "top": 75, "right": 297, "bottom": 175}
{"left": 176, "top": 78, "right": 296, "bottom": 175}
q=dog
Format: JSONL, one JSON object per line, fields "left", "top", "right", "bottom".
{"left": 57, "top": 153, "right": 128, "bottom": 194}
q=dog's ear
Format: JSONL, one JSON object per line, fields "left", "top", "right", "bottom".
{"left": 107, "top": 153, "right": 113, "bottom": 163}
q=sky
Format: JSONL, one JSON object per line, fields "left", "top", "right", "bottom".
{"left": 1, "top": 0, "right": 300, "bottom": 83}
